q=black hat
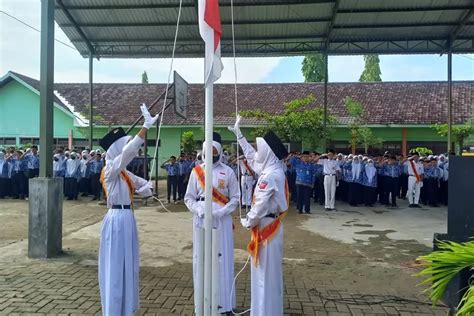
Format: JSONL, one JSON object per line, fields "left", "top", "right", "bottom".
{"left": 99, "top": 127, "right": 127, "bottom": 151}
{"left": 213, "top": 132, "right": 222, "bottom": 144}
{"left": 263, "top": 131, "right": 288, "bottom": 160}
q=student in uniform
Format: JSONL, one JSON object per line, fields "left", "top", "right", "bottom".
{"left": 438, "top": 155, "right": 449, "bottom": 205}
{"left": 24, "top": 145, "right": 40, "bottom": 197}
{"left": 64, "top": 152, "right": 81, "bottom": 200}
{"left": 228, "top": 116, "right": 289, "bottom": 316}
{"left": 348, "top": 156, "right": 363, "bottom": 206}
{"left": 89, "top": 151, "right": 103, "bottom": 201}
{"left": 383, "top": 155, "right": 401, "bottom": 207}
{"left": 405, "top": 152, "right": 424, "bottom": 208}
{"left": 361, "top": 159, "right": 377, "bottom": 206}
{"left": 98, "top": 105, "right": 157, "bottom": 316}
{"left": 177, "top": 154, "right": 186, "bottom": 200}
{"left": 161, "top": 156, "right": 179, "bottom": 204}
{"left": 79, "top": 150, "right": 91, "bottom": 196}
{"left": 184, "top": 132, "right": 239, "bottom": 315}
{"left": 317, "top": 149, "right": 341, "bottom": 211}
{"left": 426, "top": 157, "right": 441, "bottom": 207}
{"left": 0, "top": 151, "right": 8, "bottom": 198}
{"left": 11, "top": 150, "right": 27, "bottom": 199}
{"left": 294, "top": 152, "right": 315, "bottom": 214}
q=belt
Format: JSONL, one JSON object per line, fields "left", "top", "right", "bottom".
{"left": 112, "top": 204, "right": 131, "bottom": 209}
{"left": 196, "top": 197, "right": 205, "bottom": 201}
{"left": 265, "top": 213, "right": 277, "bottom": 218}
{"left": 324, "top": 174, "right": 336, "bottom": 176}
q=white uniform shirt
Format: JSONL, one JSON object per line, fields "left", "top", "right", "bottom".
{"left": 405, "top": 160, "right": 424, "bottom": 177}
{"left": 318, "top": 159, "right": 340, "bottom": 175}
{"left": 184, "top": 162, "right": 239, "bottom": 228}
{"left": 103, "top": 135, "right": 153, "bottom": 208}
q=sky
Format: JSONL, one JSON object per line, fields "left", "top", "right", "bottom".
{"left": 1, "top": 0, "right": 473, "bottom": 84}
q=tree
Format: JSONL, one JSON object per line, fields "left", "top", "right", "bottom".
{"left": 141, "top": 71, "right": 149, "bottom": 84}
{"left": 181, "top": 131, "right": 195, "bottom": 154}
{"left": 359, "top": 55, "right": 382, "bottom": 82}
{"left": 344, "top": 96, "right": 382, "bottom": 154}
{"left": 301, "top": 54, "right": 326, "bottom": 82}
{"left": 432, "top": 123, "right": 473, "bottom": 155}
{"left": 240, "top": 94, "right": 335, "bottom": 150}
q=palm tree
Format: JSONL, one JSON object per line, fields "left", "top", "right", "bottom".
{"left": 417, "top": 240, "right": 474, "bottom": 315}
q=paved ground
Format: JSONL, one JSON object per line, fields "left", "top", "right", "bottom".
{"left": 0, "top": 186, "right": 451, "bottom": 315}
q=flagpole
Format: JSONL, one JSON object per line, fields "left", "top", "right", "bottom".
{"left": 203, "top": 83, "right": 214, "bottom": 316}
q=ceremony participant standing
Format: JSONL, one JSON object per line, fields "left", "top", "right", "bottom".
{"left": 24, "top": 145, "right": 40, "bottom": 197}
{"left": 90, "top": 151, "right": 103, "bottom": 201}
{"left": 383, "top": 155, "right": 401, "bottom": 207}
{"left": 64, "top": 152, "right": 81, "bottom": 200}
{"left": 184, "top": 132, "right": 239, "bottom": 315}
{"left": 0, "top": 152, "right": 8, "bottom": 198}
{"left": 161, "top": 156, "right": 179, "bottom": 204}
{"left": 294, "top": 152, "right": 315, "bottom": 214}
{"left": 362, "top": 159, "right": 377, "bottom": 206}
{"left": 438, "top": 155, "right": 449, "bottom": 205}
{"left": 318, "top": 150, "right": 340, "bottom": 211}
{"left": 98, "top": 105, "right": 157, "bottom": 316}
{"left": 405, "top": 152, "right": 424, "bottom": 208}
{"left": 229, "top": 116, "right": 289, "bottom": 316}
{"left": 11, "top": 150, "right": 27, "bottom": 200}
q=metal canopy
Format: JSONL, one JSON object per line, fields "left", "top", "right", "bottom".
{"left": 54, "top": 0, "right": 474, "bottom": 58}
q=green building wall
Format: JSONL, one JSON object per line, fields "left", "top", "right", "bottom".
{"left": 0, "top": 80, "right": 79, "bottom": 145}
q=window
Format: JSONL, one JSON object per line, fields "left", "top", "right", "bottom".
{"left": 0, "top": 138, "right": 16, "bottom": 145}
{"left": 20, "top": 137, "right": 39, "bottom": 145}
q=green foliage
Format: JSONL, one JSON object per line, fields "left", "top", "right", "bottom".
{"left": 240, "top": 94, "right": 335, "bottom": 149}
{"left": 417, "top": 240, "right": 474, "bottom": 314}
{"left": 142, "top": 71, "right": 149, "bottom": 84}
{"left": 411, "top": 147, "right": 433, "bottom": 156}
{"left": 432, "top": 123, "right": 473, "bottom": 154}
{"left": 301, "top": 54, "right": 326, "bottom": 82}
{"left": 181, "top": 131, "right": 195, "bottom": 154}
{"left": 344, "top": 97, "right": 382, "bottom": 153}
{"left": 359, "top": 55, "right": 382, "bottom": 82}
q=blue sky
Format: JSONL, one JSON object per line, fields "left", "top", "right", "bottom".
{"left": 1, "top": 0, "right": 473, "bottom": 84}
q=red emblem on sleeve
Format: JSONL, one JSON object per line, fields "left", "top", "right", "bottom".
{"left": 258, "top": 180, "right": 268, "bottom": 190}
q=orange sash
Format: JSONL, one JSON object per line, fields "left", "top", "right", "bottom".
{"left": 409, "top": 160, "right": 421, "bottom": 182}
{"left": 247, "top": 180, "right": 289, "bottom": 266}
{"left": 242, "top": 159, "right": 255, "bottom": 177}
{"left": 193, "top": 165, "right": 230, "bottom": 206}
{"left": 100, "top": 168, "right": 135, "bottom": 206}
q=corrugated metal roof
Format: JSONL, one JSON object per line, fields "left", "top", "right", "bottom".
{"left": 54, "top": 0, "right": 474, "bottom": 58}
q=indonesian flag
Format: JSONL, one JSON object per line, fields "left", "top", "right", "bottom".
{"left": 198, "top": 0, "right": 223, "bottom": 87}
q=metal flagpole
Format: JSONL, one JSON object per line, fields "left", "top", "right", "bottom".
{"left": 203, "top": 83, "right": 214, "bottom": 316}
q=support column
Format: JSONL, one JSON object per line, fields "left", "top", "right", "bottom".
{"left": 402, "top": 128, "right": 408, "bottom": 157}
{"left": 447, "top": 42, "right": 453, "bottom": 153}
{"left": 323, "top": 53, "right": 328, "bottom": 151}
{"left": 29, "top": 0, "right": 63, "bottom": 258}
{"left": 89, "top": 54, "right": 94, "bottom": 149}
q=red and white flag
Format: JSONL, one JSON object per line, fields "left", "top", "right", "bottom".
{"left": 198, "top": 0, "right": 223, "bottom": 87}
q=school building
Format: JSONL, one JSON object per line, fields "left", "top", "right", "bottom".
{"left": 1, "top": 71, "right": 473, "bottom": 175}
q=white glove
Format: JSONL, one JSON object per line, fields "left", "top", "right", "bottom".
{"left": 135, "top": 181, "right": 153, "bottom": 197}
{"left": 141, "top": 104, "right": 160, "bottom": 129}
{"left": 196, "top": 202, "right": 205, "bottom": 218}
{"left": 240, "top": 217, "right": 249, "bottom": 229}
{"left": 227, "top": 115, "right": 243, "bottom": 139}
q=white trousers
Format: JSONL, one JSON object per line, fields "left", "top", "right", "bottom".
{"left": 250, "top": 218, "right": 284, "bottom": 316}
{"left": 99, "top": 209, "right": 140, "bottom": 316}
{"left": 407, "top": 175, "right": 422, "bottom": 205}
{"left": 324, "top": 175, "right": 336, "bottom": 209}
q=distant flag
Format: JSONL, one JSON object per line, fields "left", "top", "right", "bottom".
{"left": 198, "top": 0, "right": 223, "bottom": 86}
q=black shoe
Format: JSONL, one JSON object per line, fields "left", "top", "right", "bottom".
{"left": 298, "top": 211, "right": 303, "bottom": 214}
{"left": 91, "top": 197, "right": 97, "bottom": 201}
{"left": 414, "top": 204, "right": 421, "bottom": 208}
{"left": 305, "top": 211, "right": 311, "bottom": 214}
{"left": 391, "top": 204, "right": 397, "bottom": 207}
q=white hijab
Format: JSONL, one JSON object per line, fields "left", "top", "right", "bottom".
{"left": 352, "top": 158, "right": 362, "bottom": 181}
{"left": 253, "top": 137, "right": 281, "bottom": 174}
{"left": 105, "top": 135, "right": 131, "bottom": 163}
{"left": 365, "top": 160, "right": 376, "bottom": 183}
{"left": 202, "top": 140, "right": 223, "bottom": 166}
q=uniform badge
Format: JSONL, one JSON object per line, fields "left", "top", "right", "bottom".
{"left": 259, "top": 180, "right": 268, "bottom": 190}
{"left": 218, "top": 179, "right": 225, "bottom": 189}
